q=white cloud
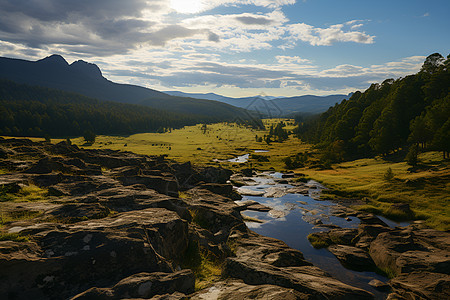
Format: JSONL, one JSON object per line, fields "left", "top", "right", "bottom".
{"left": 287, "top": 21, "right": 375, "bottom": 46}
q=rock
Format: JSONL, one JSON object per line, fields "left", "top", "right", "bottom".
{"left": 368, "top": 279, "right": 389, "bottom": 291}
{"left": 225, "top": 230, "right": 373, "bottom": 299}
{"left": 241, "top": 168, "right": 254, "bottom": 177}
{"left": 198, "top": 183, "right": 241, "bottom": 200}
{"left": 224, "top": 259, "right": 373, "bottom": 299}
{"left": 357, "top": 213, "right": 389, "bottom": 227}
{"left": 236, "top": 200, "right": 271, "bottom": 212}
{"left": 237, "top": 187, "right": 265, "bottom": 196}
{"left": 328, "top": 245, "right": 376, "bottom": 271}
{"left": 369, "top": 227, "right": 450, "bottom": 278}
{"left": 269, "top": 209, "right": 288, "bottom": 219}
{"left": 199, "top": 166, "right": 232, "bottom": 184}
{"left": 0, "top": 208, "right": 189, "bottom": 299}
{"left": 71, "top": 270, "right": 195, "bottom": 300}
{"left": 354, "top": 224, "right": 392, "bottom": 248}
{"left": 328, "top": 228, "right": 358, "bottom": 245}
{"left": 191, "top": 279, "right": 311, "bottom": 299}
{"left": 0, "top": 181, "right": 21, "bottom": 193}
{"left": 388, "top": 271, "right": 450, "bottom": 300}
{"left": 117, "top": 175, "right": 178, "bottom": 196}
{"left": 264, "top": 186, "right": 289, "bottom": 198}
{"left": 46, "top": 203, "right": 110, "bottom": 222}
{"left": 287, "top": 187, "right": 309, "bottom": 195}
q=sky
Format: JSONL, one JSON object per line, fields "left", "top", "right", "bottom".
{"left": 0, "top": 0, "right": 449, "bottom": 97}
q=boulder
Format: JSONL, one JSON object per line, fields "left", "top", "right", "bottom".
{"left": 1, "top": 208, "right": 189, "bottom": 299}
{"left": 116, "top": 175, "right": 178, "bottom": 196}
{"left": 388, "top": 271, "right": 450, "bottom": 300}
{"left": 224, "top": 259, "right": 373, "bottom": 299}
{"left": 71, "top": 270, "right": 195, "bottom": 300}
{"left": 369, "top": 227, "right": 450, "bottom": 277}
{"left": 191, "top": 279, "right": 311, "bottom": 299}
{"left": 328, "top": 245, "right": 376, "bottom": 271}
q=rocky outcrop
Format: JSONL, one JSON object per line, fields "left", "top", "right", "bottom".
{"left": 306, "top": 209, "right": 450, "bottom": 300}
{"left": 328, "top": 245, "right": 376, "bottom": 271}
{"left": 71, "top": 270, "right": 195, "bottom": 299}
{"left": 4, "top": 138, "right": 446, "bottom": 299}
{"left": 224, "top": 229, "right": 374, "bottom": 299}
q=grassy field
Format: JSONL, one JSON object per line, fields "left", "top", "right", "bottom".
{"left": 2, "top": 120, "right": 449, "bottom": 230}
{"left": 65, "top": 119, "right": 309, "bottom": 171}
{"left": 298, "top": 152, "right": 450, "bottom": 230}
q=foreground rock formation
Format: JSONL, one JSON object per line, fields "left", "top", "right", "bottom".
{"left": 1, "top": 137, "right": 447, "bottom": 299}
{"left": 0, "top": 138, "right": 374, "bottom": 299}
{"left": 310, "top": 205, "right": 450, "bottom": 299}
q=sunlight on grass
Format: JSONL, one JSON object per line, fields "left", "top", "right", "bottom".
{"left": 16, "top": 185, "right": 48, "bottom": 202}
{"left": 0, "top": 232, "right": 29, "bottom": 242}
{"left": 182, "top": 240, "right": 223, "bottom": 291}
{"left": 299, "top": 153, "right": 450, "bottom": 230}
{"left": 0, "top": 209, "right": 41, "bottom": 227}
{"left": 69, "top": 121, "right": 310, "bottom": 172}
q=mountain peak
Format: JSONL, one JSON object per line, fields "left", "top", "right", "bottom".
{"left": 70, "top": 60, "right": 103, "bottom": 78}
{"left": 37, "top": 54, "right": 69, "bottom": 66}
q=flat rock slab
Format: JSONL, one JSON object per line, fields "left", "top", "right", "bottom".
{"left": 71, "top": 270, "right": 195, "bottom": 299}
{"left": 191, "top": 279, "right": 311, "bottom": 300}
{"left": 328, "top": 245, "right": 375, "bottom": 271}
{"left": 388, "top": 271, "right": 450, "bottom": 300}
{"left": 225, "top": 259, "right": 373, "bottom": 299}
{"left": 236, "top": 187, "right": 265, "bottom": 196}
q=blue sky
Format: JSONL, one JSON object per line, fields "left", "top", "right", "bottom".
{"left": 0, "top": 0, "right": 448, "bottom": 97}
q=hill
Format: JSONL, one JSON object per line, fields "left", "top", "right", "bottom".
{"left": 0, "top": 80, "right": 259, "bottom": 138}
{"left": 165, "top": 91, "right": 349, "bottom": 115}
{"left": 295, "top": 53, "right": 450, "bottom": 160}
{"left": 0, "top": 55, "right": 254, "bottom": 119}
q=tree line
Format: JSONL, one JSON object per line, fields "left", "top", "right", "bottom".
{"left": 295, "top": 53, "right": 450, "bottom": 161}
{"left": 0, "top": 80, "right": 261, "bottom": 138}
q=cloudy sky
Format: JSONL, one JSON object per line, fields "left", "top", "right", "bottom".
{"left": 0, "top": 0, "right": 449, "bottom": 97}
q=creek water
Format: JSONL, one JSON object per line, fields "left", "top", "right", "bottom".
{"left": 235, "top": 172, "right": 393, "bottom": 299}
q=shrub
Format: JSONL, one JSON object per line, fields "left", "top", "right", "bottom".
{"left": 384, "top": 167, "right": 395, "bottom": 181}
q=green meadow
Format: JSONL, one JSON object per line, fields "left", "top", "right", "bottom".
{"left": 69, "top": 119, "right": 308, "bottom": 170}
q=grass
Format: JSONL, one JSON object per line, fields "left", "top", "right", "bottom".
{"left": 14, "top": 185, "right": 48, "bottom": 202}
{"left": 298, "top": 152, "right": 450, "bottom": 230}
{"left": 189, "top": 209, "right": 211, "bottom": 230}
{"left": 182, "top": 240, "right": 223, "bottom": 291}
{"left": 62, "top": 121, "right": 310, "bottom": 172}
{"left": 1, "top": 184, "right": 49, "bottom": 203}
{"left": 307, "top": 233, "right": 331, "bottom": 249}
{"left": 0, "top": 209, "right": 42, "bottom": 227}
{"left": 0, "top": 232, "right": 29, "bottom": 242}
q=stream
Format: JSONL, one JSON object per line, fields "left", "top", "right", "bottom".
{"left": 234, "top": 171, "right": 408, "bottom": 299}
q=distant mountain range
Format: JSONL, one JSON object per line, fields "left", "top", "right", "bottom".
{"left": 0, "top": 54, "right": 349, "bottom": 118}
{"left": 0, "top": 55, "right": 250, "bottom": 120}
{"left": 165, "top": 91, "right": 350, "bottom": 115}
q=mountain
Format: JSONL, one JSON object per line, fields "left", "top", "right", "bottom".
{"left": 295, "top": 53, "right": 450, "bottom": 159}
{"left": 165, "top": 90, "right": 349, "bottom": 115}
{"left": 0, "top": 55, "right": 253, "bottom": 120}
{"left": 164, "top": 91, "right": 279, "bottom": 102}
{"left": 0, "top": 79, "right": 242, "bottom": 138}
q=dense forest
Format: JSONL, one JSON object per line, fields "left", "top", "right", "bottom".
{"left": 295, "top": 53, "right": 450, "bottom": 161}
{"left": 0, "top": 80, "right": 261, "bottom": 138}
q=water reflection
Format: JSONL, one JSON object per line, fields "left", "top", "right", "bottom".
{"left": 237, "top": 174, "right": 389, "bottom": 299}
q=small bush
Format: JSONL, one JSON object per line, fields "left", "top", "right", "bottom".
{"left": 384, "top": 167, "right": 395, "bottom": 181}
